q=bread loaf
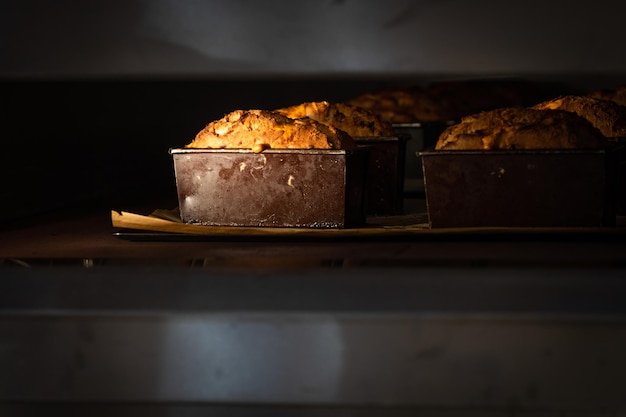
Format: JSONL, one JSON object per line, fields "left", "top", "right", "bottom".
{"left": 588, "top": 85, "right": 626, "bottom": 107}
{"left": 275, "top": 100, "right": 395, "bottom": 137}
{"left": 347, "top": 79, "right": 544, "bottom": 124}
{"left": 435, "top": 107, "right": 608, "bottom": 151}
{"left": 532, "top": 95, "right": 626, "bottom": 138}
{"left": 346, "top": 87, "right": 456, "bottom": 123}
{"left": 187, "top": 109, "right": 356, "bottom": 153}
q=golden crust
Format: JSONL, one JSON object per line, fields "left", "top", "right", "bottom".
{"left": 532, "top": 95, "right": 626, "bottom": 138}
{"left": 275, "top": 101, "right": 395, "bottom": 137}
{"left": 435, "top": 107, "right": 608, "bottom": 151}
{"left": 186, "top": 109, "right": 356, "bottom": 152}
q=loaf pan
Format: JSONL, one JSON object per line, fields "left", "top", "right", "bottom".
{"left": 420, "top": 149, "right": 617, "bottom": 228}
{"left": 355, "top": 135, "right": 408, "bottom": 215}
{"left": 393, "top": 121, "right": 455, "bottom": 193}
{"left": 170, "top": 148, "right": 369, "bottom": 228}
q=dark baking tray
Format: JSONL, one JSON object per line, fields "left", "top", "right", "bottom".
{"left": 355, "top": 135, "right": 408, "bottom": 215}
{"left": 113, "top": 227, "right": 626, "bottom": 242}
{"left": 420, "top": 148, "right": 617, "bottom": 228}
{"left": 170, "top": 147, "right": 369, "bottom": 228}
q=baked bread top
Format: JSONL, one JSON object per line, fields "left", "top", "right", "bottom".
{"left": 347, "top": 79, "right": 543, "bottom": 124}
{"left": 187, "top": 109, "right": 356, "bottom": 153}
{"left": 532, "top": 95, "right": 626, "bottom": 138}
{"left": 346, "top": 87, "right": 456, "bottom": 123}
{"left": 435, "top": 107, "right": 608, "bottom": 151}
{"left": 275, "top": 101, "right": 395, "bottom": 137}
{"left": 587, "top": 85, "right": 626, "bottom": 107}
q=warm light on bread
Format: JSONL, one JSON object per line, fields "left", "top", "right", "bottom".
{"left": 532, "top": 95, "right": 626, "bottom": 138}
{"left": 275, "top": 100, "right": 395, "bottom": 137}
{"left": 186, "top": 109, "right": 356, "bottom": 152}
{"left": 435, "top": 107, "right": 608, "bottom": 151}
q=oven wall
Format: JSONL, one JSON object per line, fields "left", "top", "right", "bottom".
{"left": 3, "top": 0, "right": 626, "bottom": 83}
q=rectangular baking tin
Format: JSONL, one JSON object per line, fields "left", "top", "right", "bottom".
{"left": 170, "top": 148, "right": 368, "bottom": 228}
{"left": 355, "top": 135, "right": 408, "bottom": 215}
{"left": 420, "top": 149, "right": 616, "bottom": 228}
{"left": 394, "top": 121, "right": 455, "bottom": 194}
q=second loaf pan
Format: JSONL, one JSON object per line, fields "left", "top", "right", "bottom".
{"left": 420, "top": 149, "right": 617, "bottom": 228}
{"left": 355, "top": 135, "right": 408, "bottom": 215}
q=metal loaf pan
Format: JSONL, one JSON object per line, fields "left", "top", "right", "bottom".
{"left": 170, "top": 147, "right": 369, "bottom": 228}
{"left": 355, "top": 135, "right": 408, "bottom": 215}
{"left": 419, "top": 149, "right": 617, "bottom": 228}
{"left": 393, "top": 121, "right": 455, "bottom": 194}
